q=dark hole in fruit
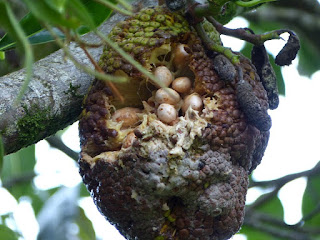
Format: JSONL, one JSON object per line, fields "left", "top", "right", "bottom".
{"left": 157, "top": 54, "right": 165, "bottom": 61}
{"left": 165, "top": 51, "right": 172, "bottom": 62}
{"left": 167, "top": 196, "right": 184, "bottom": 209}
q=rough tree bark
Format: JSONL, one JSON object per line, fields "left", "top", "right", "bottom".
{"left": 0, "top": 0, "right": 155, "bottom": 155}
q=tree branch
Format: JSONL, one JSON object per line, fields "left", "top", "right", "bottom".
{"left": 0, "top": 0, "right": 156, "bottom": 155}
{"left": 244, "top": 213, "right": 312, "bottom": 240}
{"left": 1, "top": 171, "right": 36, "bottom": 188}
{"left": 250, "top": 161, "right": 320, "bottom": 188}
{"left": 243, "top": 4, "right": 320, "bottom": 64}
{"left": 46, "top": 135, "right": 79, "bottom": 161}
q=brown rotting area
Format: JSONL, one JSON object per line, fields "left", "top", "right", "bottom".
{"left": 79, "top": 6, "right": 271, "bottom": 240}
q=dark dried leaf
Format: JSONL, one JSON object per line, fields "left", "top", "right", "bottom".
{"left": 236, "top": 79, "right": 271, "bottom": 131}
{"left": 275, "top": 32, "right": 300, "bottom": 66}
{"left": 251, "top": 44, "right": 279, "bottom": 109}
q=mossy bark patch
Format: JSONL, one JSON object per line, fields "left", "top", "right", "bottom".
{"left": 17, "top": 105, "right": 64, "bottom": 148}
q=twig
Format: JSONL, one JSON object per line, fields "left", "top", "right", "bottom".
{"left": 246, "top": 185, "right": 281, "bottom": 213}
{"left": 46, "top": 135, "right": 79, "bottom": 161}
{"left": 205, "top": 16, "right": 289, "bottom": 45}
{"left": 245, "top": 211, "right": 320, "bottom": 237}
{"left": 244, "top": 215, "right": 311, "bottom": 240}
{"left": 297, "top": 202, "right": 320, "bottom": 227}
{"left": 79, "top": 43, "right": 125, "bottom": 103}
{"left": 1, "top": 171, "right": 36, "bottom": 189}
{"left": 194, "top": 22, "right": 240, "bottom": 64}
{"left": 45, "top": 24, "right": 127, "bottom": 84}
{"left": 250, "top": 161, "right": 320, "bottom": 188}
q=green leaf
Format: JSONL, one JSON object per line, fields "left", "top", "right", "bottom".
{"left": 0, "top": 51, "right": 5, "bottom": 60}
{"left": 67, "top": 0, "right": 96, "bottom": 32}
{"left": 257, "top": 195, "right": 284, "bottom": 218}
{"left": 0, "top": 0, "right": 113, "bottom": 51}
{"left": 0, "top": 13, "right": 42, "bottom": 51}
{"left": 0, "top": 1, "right": 34, "bottom": 108}
{"left": 235, "top": 0, "right": 277, "bottom": 8}
{"left": 0, "top": 225, "right": 19, "bottom": 240}
{"left": 0, "top": 3, "right": 22, "bottom": 51}
{"left": 80, "top": 182, "right": 90, "bottom": 197}
{"left": 242, "top": 196, "right": 284, "bottom": 239}
{"left": 27, "top": 29, "right": 65, "bottom": 46}
{"left": 77, "top": 0, "right": 114, "bottom": 34}
{"left": 23, "top": 0, "right": 79, "bottom": 29}
{"left": 302, "top": 173, "right": 320, "bottom": 226}
{"left": 1, "top": 145, "right": 36, "bottom": 199}
{"left": 240, "top": 225, "right": 273, "bottom": 240}
{"left": 44, "top": 0, "right": 68, "bottom": 13}
{"left": 240, "top": 193, "right": 284, "bottom": 240}
{"left": 0, "top": 135, "right": 4, "bottom": 173}
{"left": 76, "top": 207, "right": 96, "bottom": 240}
{"left": 297, "top": 37, "right": 320, "bottom": 77}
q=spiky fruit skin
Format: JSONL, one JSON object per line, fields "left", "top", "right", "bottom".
{"left": 79, "top": 6, "right": 270, "bottom": 240}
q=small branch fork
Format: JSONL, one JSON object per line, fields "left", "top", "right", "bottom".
{"left": 243, "top": 161, "right": 320, "bottom": 239}
{"left": 244, "top": 208, "right": 320, "bottom": 240}
{"left": 206, "top": 16, "right": 293, "bottom": 46}
{"left": 250, "top": 161, "right": 320, "bottom": 188}
{"left": 186, "top": 0, "right": 298, "bottom": 66}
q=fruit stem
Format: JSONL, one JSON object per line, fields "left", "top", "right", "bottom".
{"left": 206, "top": 16, "right": 286, "bottom": 45}
{"left": 194, "top": 22, "right": 240, "bottom": 65}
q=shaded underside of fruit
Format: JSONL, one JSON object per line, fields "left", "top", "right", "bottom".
{"left": 79, "top": 6, "right": 270, "bottom": 240}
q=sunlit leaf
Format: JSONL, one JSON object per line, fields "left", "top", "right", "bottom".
{"left": 77, "top": 0, "right": 114, "bottom": 34}
{"left": 67, "top": 0, "right": 96, "bottom": 32}
{"left": 0, "top": 51, "right": 5, "bottom": 60}
{"left": 76, "top": 207, "right": 96, "bottom": 240}
{"left": 23, "top": 0, "right": 78, "bottom": 28}
{"left": 302, "top": 173, "right": 320, "bottom": 226}
{"left": 0, "top": 225, "right": 19, "bottom": 240}
{"left": 44, "top": 0, "right": 68, "bottom": 13}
